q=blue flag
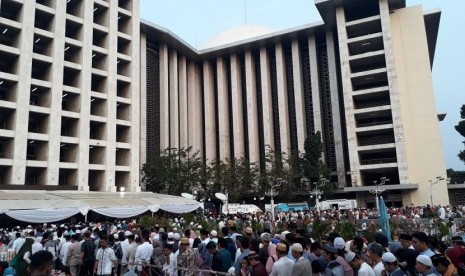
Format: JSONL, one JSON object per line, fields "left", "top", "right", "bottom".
{"left": 379, "top": 196, "right": 392, "bottom": 241}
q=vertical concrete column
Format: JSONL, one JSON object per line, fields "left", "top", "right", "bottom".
{"left": 139, "top": 34, "right": 147, "bottom": 191}
{"left": 308, "top": 36, "right": 323, "bottom": 136}
{"left": 169, "top": 50, "right": 179, "bottom": 149}
{"left": 326, "top": 30, "right": 346, "bottom": 188}
{"left": 12, "top": 0, "right": 35, "bottom": 185}
{"left": 217, "top": 57, "right": 230, "bottom": 160}
{"left": 245, "top": 51, "right": 260, "bottom": 166}
{"left": 187, "top": 62, "right": 203, "bottom": 157}
{"left": 178, "top": 56, "right": 188, "bottom": 149}
{"left": 203, "top": 61, "right": 216, "bottom": 162}
{"left": 335, "top": 7, "right": 360, "bottom": 187}
{"left": 379, "top": 0, "right": 408, "bottom": 183}
{"left": 194, "top": 64, "right": 204, "bottom": 156}
{"left": 159, "top": 44, "right": 169, "bottom": 151}
{"left": 105, "top": 0, "right": 119, "bottom": 192}
{"left": 230, "top": 54, "right": 244, "bottom": 159}
{"left": 260, "top": 47, "right": 274, "bottom": 152}
{"left": 130, "top": 0, "right": 141, "bottom": 192}
{"left": 275, "top": 43, "right": 290, "bottom": 155}
{"left": 77, "top": 0, "right": 95, "bottom": 191}
{"left": 291, "top": 39, "right": 307, "bottom": 153}
{"left": 46, "top": 0, "right": 66, "bottom": 186}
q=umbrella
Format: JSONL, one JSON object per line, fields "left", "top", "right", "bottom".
{"left": 379, "top": 196, "right": 392, "bottom": 241}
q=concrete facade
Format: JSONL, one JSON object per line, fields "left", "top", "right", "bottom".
{"left": 0, "top": 0, "right": 140, "bottom": 192}
{"left": 140, "top": 0, "right": 448, "bottom": 206}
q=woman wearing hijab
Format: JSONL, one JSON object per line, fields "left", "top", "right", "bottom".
{"left": 196, "top": 242, "right": 213, "bottom": 275}
{"left": 266, "top": 242, "right": 278, "bottom": 274}
{"left": 151, "top": 246, "right": 165, "bottom": 275}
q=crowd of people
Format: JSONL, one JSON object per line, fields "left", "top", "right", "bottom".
{"left": 0, "top": 205, "right": 464, "bottom": 276}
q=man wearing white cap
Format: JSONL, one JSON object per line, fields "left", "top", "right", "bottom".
{"left": 210, "top": 230, "right": 218, "bottom": 244}
{"left": 291, "top": 243, "right": 312, "bottom": 276}
{"left": 415, "top": 255, "right": 435, "bottom": 276}
{"left": 334, "top": 237, "right": 354, "bottom": 276}
{"left": 345, "top": 252, "right": 375, "bottom": 276}
{"left": 59, "top": 232, "right": 71, "bottom": 274}
{"left": 120, "top": 231, "right": 131, "bottom": 269}
{"left": 381, "top": 252, "right": 405, "bottom": 276}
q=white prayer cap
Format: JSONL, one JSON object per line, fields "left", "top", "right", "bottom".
{"left": 113, "top": 233, "right": 119, "bottom": 239}
{"left": 125, "top": 231, "right": 132, "bottom": 236}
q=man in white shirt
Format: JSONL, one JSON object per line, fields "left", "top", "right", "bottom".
{"left": 120, "top": 231, "right": 131, "bottom": 265}
{"left": 270, "top": 243, "right": 294, "bottom": 276}
{"left": 367, "top": 243, "right": 384, "bottom": 276}
{"left": 134, "top": 231, "right": 153, "bottom": 274}
{"left": 125, "top": 234, "right": 137, "bottom": 273}
{"left": 345, "top": 252, "right": 375, "bottom": 276}
{"left": 23, "top": 238, "right": 44, "bottom": 264}
{"left": 59, "top": 233, "right": 72, "bottom": 274}
{"left": 12, "top": 232, "right": 25, "bottom": 254}
{"left": 94, "top": 237, "right": 117, "bottom": 276}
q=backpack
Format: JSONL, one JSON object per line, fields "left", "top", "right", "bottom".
{"left": 113, "top": 242, "right": 123, "bottom": 260}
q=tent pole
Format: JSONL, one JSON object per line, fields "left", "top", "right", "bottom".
{"left": 151, "top": 211, "right": 154, "bottom": 217}
{"left": 85, "top": 214, "right": 88, "bottom": 223}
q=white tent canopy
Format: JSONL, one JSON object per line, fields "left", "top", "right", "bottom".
{"left": 0, "top": 190, "right": 201, "bottom": 223}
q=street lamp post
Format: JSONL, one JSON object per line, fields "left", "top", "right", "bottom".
{"left": 309, "top": 178, "right": 327, "bottom": 213}
{"left": 266, "top": 178, "right": 285, "bottom": 229}
{"left": 369, "top": 177, "right": 389, "bottom": 213}
{"left": 429, "top": 176, "right": 444, "bottom": 206}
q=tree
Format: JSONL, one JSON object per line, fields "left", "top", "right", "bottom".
{"left": 260, "top": 146, "right": 305, "bottom": 202}
{"left": 142, "top": 147, "right": 204, "bottom": 195}
{"left": 302, "top": 131, "right": 332, "bottom": 194}
{"left": 455, "top": 104, "right": 465, "bottom": 164}
{"left": 206, "top": 157, "right": 259, "bottom": 203}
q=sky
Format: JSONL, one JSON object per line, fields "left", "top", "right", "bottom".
{"left": 140, "top": 0, "right": 465, "bottom": 170}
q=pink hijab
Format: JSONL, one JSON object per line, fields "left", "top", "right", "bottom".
{"left": 266, "top": 243, "right": 278, "bottom": 274}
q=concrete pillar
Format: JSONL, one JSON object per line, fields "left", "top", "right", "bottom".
{"left": 203, "top": 61, "right": 216, "bottom": 162}
{"left": 187, "top": 62, "right": 203, "bottom": 157}
{"left": 260, "top": 47, "right": 274, "bottom": 152}
{"left": 308, "top": 37, "right": 323, "bottom": 137}
{"left": 178, "top": 56, "right": 188, "bottom": 149}
{"left": 245, "top": 51, "right": 260, "bottom": 165}
{"left": 379, "top": 0, "right": 408, "bottom": 184}
{"left": 335, "top": 7, "right": 360, "bottom": 187}
{"left": 217, "top": 57, "right": 230, "bottom": 160}
{"left": 326, "top": 30, "right": 346, "bottom": 187}
{"left": 76, "top": 0, "right": 95, "bottom": 191}
{"left": 130, "top": 0, "right": 141, "bottom": 192}
{"left": 46, "top": 0, "right": 67, "bottom": 186}
{"left": 195, "top": 65, "right": 204, "bottom": 156}
{"left": 105, "top": 0, "right": 119, "bottom": 192}
{"left": 12, "top": 0, "right": 35, "bottom": 185}
{"left": 230, "top": 54, "right": 245, "bottom": 158}
{"left": 139, "top": 34, "right": 147, "bottom": 176}
{"left": 275, "top": 43, "right": 290, "bottom": 154}
{"left": 159, "top": 44, "right": 169, "bottom": 151}
{"left": 169, "top": 50, "right": 179, "bottom": 149}
{"left": 292, "top": 39, "right": 307, "bottom": 153}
